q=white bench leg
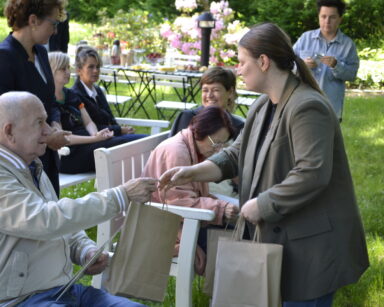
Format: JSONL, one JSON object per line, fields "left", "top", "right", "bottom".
{"left": 175, "top": 219, "right": 200, "bottom": 307}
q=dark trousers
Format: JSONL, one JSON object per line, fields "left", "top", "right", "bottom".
{"left": 60, "top": 134, "right": 147, "bottom": 174}
{"left": 18, "top": 284, "right": 146, "bottom": 306}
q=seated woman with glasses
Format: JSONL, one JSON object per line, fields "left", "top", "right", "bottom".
{"left": 48, "top": 51, "right": 140, "bottom": 174}
{"left": 71, "top": 45, "right": 146, "bottom": 141}
{"left": 142, "top": 106, "right": 239, "bottom": 275}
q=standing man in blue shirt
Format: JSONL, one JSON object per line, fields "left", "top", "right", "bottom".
{"left": 293, "top": 0, "right": 359, "bottom": 121}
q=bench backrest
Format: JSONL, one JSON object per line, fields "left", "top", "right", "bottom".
{"left": 94, "top": 131, "right": 169, "bottom": 192}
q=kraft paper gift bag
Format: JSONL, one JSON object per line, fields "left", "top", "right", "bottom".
{"left": 203, "top": 227, "right": 233, "bottom": 296}
{"left": 211, "top": 217, "right": 283, "bottom": 307}
{"left": 104, "top": 201, "right": 181, "bottom": 302}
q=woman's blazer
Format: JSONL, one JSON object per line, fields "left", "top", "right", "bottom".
{"left": 209, "top": 74, "right": 369, "bottom": 301}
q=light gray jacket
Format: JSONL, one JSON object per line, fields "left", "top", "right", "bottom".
{"left": 0, "top": 145, "right": 128, "bottom": 302}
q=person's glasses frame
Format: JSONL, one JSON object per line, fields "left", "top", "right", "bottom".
{"left": 44, "top": 17, "right": 60, "bottom": 29}
{"left": 208, "top": 135, "right": 228, "bottom": 150}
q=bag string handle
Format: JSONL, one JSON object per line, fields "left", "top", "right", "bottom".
{"left": 232, "top": 215, "right": 262, "bottom": 243}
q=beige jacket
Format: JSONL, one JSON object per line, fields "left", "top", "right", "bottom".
{"left": 0, "top": 145, "right": 128, "bottom": 302}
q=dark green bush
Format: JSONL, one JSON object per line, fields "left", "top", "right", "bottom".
{"left": 229, "top": 0, "right": 384, "bottom": 47}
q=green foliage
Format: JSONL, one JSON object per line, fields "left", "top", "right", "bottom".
{"left": 228, "top": 0, "right": 384, "bottom": 47}
{"left": 342, "top": 0, "right": 384, "bottom": 48}
{"left": 67, "top": 0, "right": 178, "bottom": 24}
{"left": 348, "top": 59, "right": 384, "bottom": 89}
{"left": 68, "top": 20, "right": 94, "bottom": 45}
{"left": 0, "top": 16, "right": 9, "bottom": 40}
{"left": 229, "top": 0, "right": 317, "bottom": 42}
{"left": 93, "top": 8, "right": 167, "bottom": 52}
{"left": 67, "top": 0, "right": 114, "bottom": 23}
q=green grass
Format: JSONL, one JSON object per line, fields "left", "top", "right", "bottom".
{"left": 331, "top": 95, "right": 384, "bottom": 307}
{"left": 61, "top": 94, "right": 384, "bottom": 306}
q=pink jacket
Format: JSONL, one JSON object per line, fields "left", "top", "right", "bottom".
{"left": 142, "top": 128, "right": 228, "bottom": 274}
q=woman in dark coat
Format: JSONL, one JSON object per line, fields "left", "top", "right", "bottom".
{"left": 71, "top": 46, "right": 146, "bottom": 142}
{"left": 159, "top": 23, "right": 369, "bottom": 306}
{"left": 0, "top": 0, "right": 70, "bottom": 195}
{"left": 49, "top": 51, "right": 137, "bottom": 174}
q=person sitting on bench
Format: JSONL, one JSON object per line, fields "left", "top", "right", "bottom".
{"left": 0, "top": 91, "right": 157, "bottom": 306}
{"left": 142, "top": 106, "right": 239, "bottom": 275}
{"left": 49, "top": 51, "right": 145, "bottom": 174}
{"left": 71, "top": 45, "right": 145, "bottom": 141}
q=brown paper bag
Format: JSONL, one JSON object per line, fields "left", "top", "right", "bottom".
{"left": 104, "top": 202, "right": 181, "bottom": 302}
{"left": 211, "top": 217, "right": 283, "bottom": 307}
{"left": 203, "top": 227, "right": 233, "bottom": 296}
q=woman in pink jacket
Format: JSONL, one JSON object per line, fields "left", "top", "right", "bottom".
{"left": 142, "top": 106, "right": 239, "bottom": 274}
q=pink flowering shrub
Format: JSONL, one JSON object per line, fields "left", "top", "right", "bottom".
{"left": 161, "top": 0, "right": 248, "bottom": 66}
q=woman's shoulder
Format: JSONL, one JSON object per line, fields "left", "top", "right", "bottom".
{"left": 63, "top": 87, "right": 82, "bottom": 106}
{"left": 70, "top": 79, "right": 87, "bottom": 96}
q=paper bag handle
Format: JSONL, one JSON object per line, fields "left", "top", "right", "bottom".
{"left": 233, "top": 215, "right": 262, "bottom": 243}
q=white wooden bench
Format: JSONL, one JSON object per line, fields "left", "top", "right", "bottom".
{"left": 235, "top": 89, "right": 260, "bottom": 116}
{"left": 151, "top": 73, "right": 198, "bottom": 120}
{"left": 91, "top": 131, "right": 215, "bottom": 307}
{"left": 59, "top": 118, "right": 170, "bottom": 190}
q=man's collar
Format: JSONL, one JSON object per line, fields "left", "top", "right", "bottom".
{"left": 313, "top": 28, "right": 342, "bottom": 43}
{"left": 80, "top": 80, "right": 98, "bottom": 99}
{"left": 0, "top": 145, "right": 29, "bottom": 170}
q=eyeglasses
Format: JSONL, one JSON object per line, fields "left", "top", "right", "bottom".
{"left": 208, "top": 135, "right": 228, "bottom": 150}
{"left": 44, "top": 17, "right": 60, "bottom": 29}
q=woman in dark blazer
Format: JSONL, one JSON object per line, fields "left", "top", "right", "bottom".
{"left": 0, "top": 0, "right": 70, "bottom": 195}
{"left": 71, "top": 46, "right": 146, "bottom": 142}
{"left": 159, "top": 23, "right": 369, "bottom": 306}
{"left": 49, "top": 51, "right": 137, "bottom": 174}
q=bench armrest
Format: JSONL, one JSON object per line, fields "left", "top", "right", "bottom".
{"left": 149, "top": 202, "right": 215, "bottom": 221}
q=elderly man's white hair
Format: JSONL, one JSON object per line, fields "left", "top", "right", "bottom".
{"left": 0, "top": 91, "right": 42, "bottom": 127}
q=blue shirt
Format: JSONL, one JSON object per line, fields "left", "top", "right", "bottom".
{"left": 293, "top": 29, "right": 359, "bottom": 119}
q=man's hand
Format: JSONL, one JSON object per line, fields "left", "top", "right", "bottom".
{"left": 46, "top": 129, "right": 72, "bottom": 150}
{"left": 158, "top": 166, "right": 195, "bottom": 190}
{"left": 303, "top": 57, "right": 317, "bottom": 69}
{"left": 84, "top": 249, "right": 109, "bottom": 275}
{"left": 122, "top": 177, "right": 158, "bottom": 203}
{"left": 320, "top": 56, "right": 337, "bottom": 68}
{"left": 241, "top": 198, "right": 261, "bottom": 224}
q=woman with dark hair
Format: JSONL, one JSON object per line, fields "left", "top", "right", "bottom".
{"left": 0, "top": 0, "right": 71, "bottom": 195}
{"left": 142, "top": 106, "right": 239, "bottom": 275}
{"left": 169, "top": 66, "right": 244, "bottom": 137}
{"left": 159, "top": 23, "right": 368, "bottom": 306}
{"left": 71, "top": 45, "right": 146, "bottom": 141}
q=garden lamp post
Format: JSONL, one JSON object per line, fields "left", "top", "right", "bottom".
{"left": 197, "top": 12, "right": 215, "bottom": 67}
